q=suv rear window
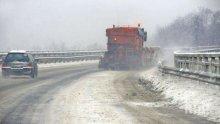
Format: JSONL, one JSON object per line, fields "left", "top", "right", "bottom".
{"left": 5, "top": 53, "right": 30, "bottom": 62}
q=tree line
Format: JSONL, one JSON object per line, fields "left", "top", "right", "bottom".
{"left": 153, "top": 8, "right": 220, "bottom": 47}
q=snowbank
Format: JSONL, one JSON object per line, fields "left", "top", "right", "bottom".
{"left": 139, "top": 68, "right": 220, "bottom": 123}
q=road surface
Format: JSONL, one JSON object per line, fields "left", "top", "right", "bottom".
{"left": 0, "top": 63, "right": 99, "bottom": 124}
{"left": 0, "top": 63, "right": 215, "bottom": 124}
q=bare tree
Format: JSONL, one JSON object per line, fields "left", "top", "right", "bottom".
{"left": 153, "top": 8, "right": 220, "bottom": 47}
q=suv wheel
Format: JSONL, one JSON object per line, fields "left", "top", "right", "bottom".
{"left": 30, "top": 69, "right": 37, "bottom": 79}
{"left": 2, "top": 71, "right": 9, "bottom": 78}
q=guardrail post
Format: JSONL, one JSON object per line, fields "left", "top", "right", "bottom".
{"left": 218, "top": 57, "right": 220, "bottom": 75}
{"left": 189, "top": 57, "right": 192, "bottom": 71}
{"left": 203, "top": 56, "right": 209, "bottom": 73}
{"left": 193, "top": 57, "right": 197, "bottom": 72}
{"left": 174, "top": 55, "right": 178, "bottom": 68}
{"left": 211, "top": 57, "right": 216, "bottom": 74}
{"left": 198, "top": 57, "right": 202, "bottom": 72}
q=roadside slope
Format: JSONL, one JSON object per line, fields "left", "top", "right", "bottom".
{"left": 139, "top": 68, "right": 220, "bottom": 123}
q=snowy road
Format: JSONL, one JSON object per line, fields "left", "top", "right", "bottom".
{"left": 0, "top": 61, "right": 99, "bottom": 124}
{"left": 0, "top": 62, "right": 216, "bottom": 124}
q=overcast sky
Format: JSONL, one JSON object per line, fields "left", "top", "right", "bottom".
{"left": 0, "top": 0, "right": 219, "bottom": 50}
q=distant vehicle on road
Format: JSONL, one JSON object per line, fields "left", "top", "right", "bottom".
{"left": 1, "top": 50, "right": 38, "bottom": 78}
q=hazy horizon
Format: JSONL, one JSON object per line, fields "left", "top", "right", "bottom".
{"left": 0, "top": 0, "right": 219, "bottom": 51}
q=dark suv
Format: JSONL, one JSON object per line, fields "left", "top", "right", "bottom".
{"left": 1, "top": 51, "right": 38, "bottom": 78}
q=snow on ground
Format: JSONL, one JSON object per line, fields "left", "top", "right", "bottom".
{"left": 47, "top": 71, "right": 136, "bottom": 124}
{"left": 139, "top": 68, "right": 220, "bottom": 123}
{"left": 39, "top": 60, "right": 98, "bottom": 70}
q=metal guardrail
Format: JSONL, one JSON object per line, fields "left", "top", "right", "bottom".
{"left": 159, "top": 66, "right": 220, "bottom": 85}
{"left": 0, "top": 50, "right": 105, "bottom": 64}
{"left": 174, "top": 52, "right": 220, "bottom": 75}
{"left": 0, "top": 50, "right": 105, "bottom": 57}
{"left": 36, "top": 55, "right": 101, "bottom": 64}
{"left": 160, "top": 51, "right": 220, "bottom": 84}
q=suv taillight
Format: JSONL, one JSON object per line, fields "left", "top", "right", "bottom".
{"left": 27, "top": 63, "right": 33, "bottom": 67}
{"left": 2, "top": 63, "right": 7, "bottom": 67}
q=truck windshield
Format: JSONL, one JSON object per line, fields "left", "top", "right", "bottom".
{"left": 5, "top": 53, "right": 29, "bottom": 62}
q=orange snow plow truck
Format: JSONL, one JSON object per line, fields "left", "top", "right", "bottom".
{"left": 99, "top": 24, "right": 160, "bottom": 70}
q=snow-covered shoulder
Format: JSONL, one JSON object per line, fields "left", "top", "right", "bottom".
{"left": 139, "top": 68, "right": 220, "bottom": 123}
